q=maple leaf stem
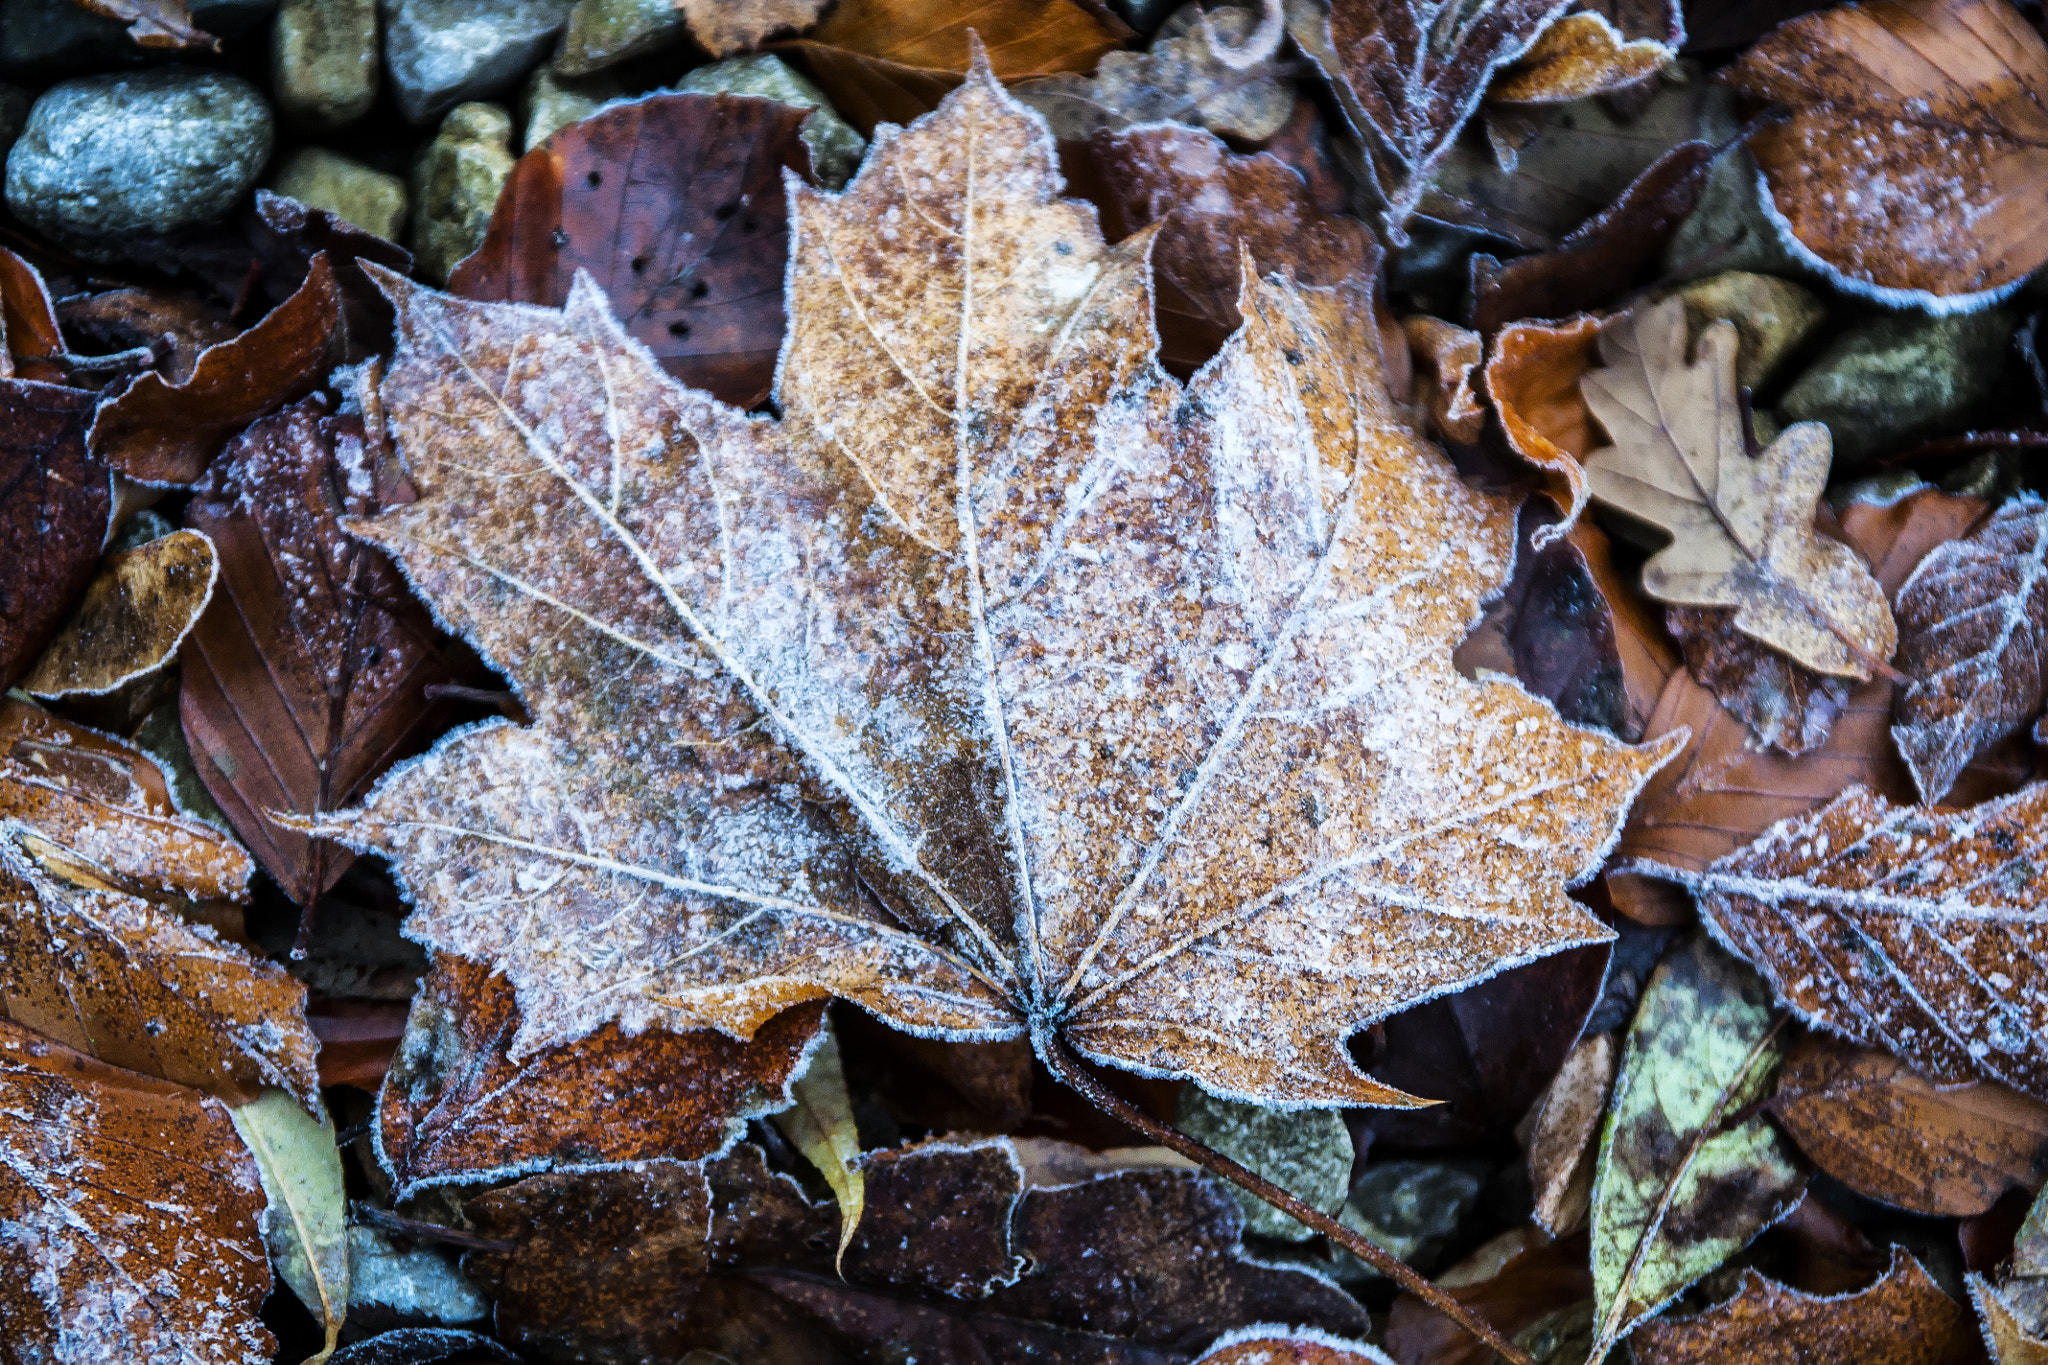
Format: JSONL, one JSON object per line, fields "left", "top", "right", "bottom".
{"left": 1038, "top": 1035, "right": 1542, "bottom": 1365}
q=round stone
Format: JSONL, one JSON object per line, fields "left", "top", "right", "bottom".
{"left": 4, "top": 67, "right": 274, "bottom": 240}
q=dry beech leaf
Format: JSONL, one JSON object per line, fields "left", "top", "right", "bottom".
{"left": 0, "top": 246, "right": 69, "bottom": 383}
{"left": 66, "top": 0, "right": 217, "bottom": 48}
{"left": 1724, "top": 0, "right": 2048, "bottom": 306}
{"left": 1486, "top": 8, "right": 1676, "bottom": 104}
{"left": 1768, "top": 1033, "right": 2048, "bottom": 1218}
{"left": 0, "top": 380, "right": 110, "bottom": 690}
{"left": 1525, "top": 1029, "right": 1617, "bottom": 1237}
{"left": 1485, "top": 312, "right": 1601, "bottom": 541}
{"left": 1606, "top": 487, "right": 1995, "bottom": 924}
{"left": 1014, "top": 5, "right": 1297, "bottom": 144}
{"left": 1284, "top": 0, "right": 1575, "bottom": 240}
{"left": 1403, "top": 315, "right": 1484, "bottom": 445}
{"left": 0, "top": 1019, "right": 272, "bottom": 1364}
{"left": 449, "top": 94, "right": 814, "bottom": 410}
{"left": 21, "top": 528, "right": 217, "bottom": 699}
{"left": 1650, "top": 782, "right": 2048, "bottom": 1101}
{"left": 1630, "top": 1249, "right": 1969, "bottom": 1364}
{"left": 316, "top": 69, "right": 1677, "bottom": 1109}
{"left": 378, "top": 954, "right": 824, "bottom": 1198}
{"left": 1581, "top": 298, "right": 1895, "bottom": 679}
{"left": 785, "top": 0, "right": 1134, "bottom": 133}
{"left": 1891, "top": 493, "right": 2048, "bottom": 804}
{"left": 178, "top": 393, "right": 486, "bottom": 924}
{"left": 89, "top": 252, "right": 343, "bottom": 486}
{"left": 1587, "top": 932, "right": 1803, "bottom": 1359}
{"left": 1193, "top": 1329, "right": 1393, "bottom": 1365}
{"left": 1666, "top": 603, "right": 1851, "bottom": 757}
{"left": 0, "top": 698, "right": 322, "bottom": 1110}
{"left": 1059, "top": 120, "right": 1379, "bottom": 378}
{"left": 675, "top": 0, "right": 830, "bottom": 55}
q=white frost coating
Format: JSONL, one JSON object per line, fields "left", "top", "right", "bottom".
{"left": 1191, "top": 1322, "right": 1395, "bottom": 1364}
{"left": 1752, "top": 167, "right": 2023, "bottom": 317}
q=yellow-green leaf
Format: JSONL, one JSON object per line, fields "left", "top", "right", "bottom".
{"left": 231, "top": 1088, "right": 348, "bottom": 1361}
{"left": 770, "top": 1021, "right": 864, "bottom": 1266}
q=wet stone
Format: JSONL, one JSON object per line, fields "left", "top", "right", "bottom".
{"left": 345, "top": 1225, "right": 490, "bottom": 1336}
{"left": 554, "top": 0, "right": 688, "bottom": 78}
{"left": 1340, "top": 1158, "right": 1489, "bottom": 1278}
{"left": 1777, "top": 306, "right": 2018, "bottom": 467}
{"left": 674, "top": 53, "right": 866, "bottom": 190}
{"left": 520, "top": 65, "right": 621, "bottom": 152}
{"left": 382, "top": 0, "right": 574, "bottom": 125}
{"left": 1175, "top": 1087, "right": 1352, "bottom": 1242}
{"left": 272, "top": 0, "right": 378, "bottom": 129}
{"left": 409, "top": 101, "right": 515, "bottom": 285}
{"left": 1662, "top": 147, "right": 1802, "bottom": 284}
{"left": 4, "top": 67, "right": 273, "bottom": 241}
{"left": 1673, "top": 271, "right": 1825, "bottom": 393}
{"left": 269, "top": 147, "right": 408, "bottom": 242}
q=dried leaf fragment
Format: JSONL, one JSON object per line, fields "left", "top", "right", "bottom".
{"left": 21, "top": 528, "right": 217, "bottom": 699}
{"left": 1404, "top": 316, "right": 1484, "bottom": 445}
{"left": 1525, "top": 1030, "right": 1616, "bottom": 1237}
{"left": 1286, "top": 0, "right": 1575, "bottom": 239}
{"left": 1651, "top": 783, "right": 2048, "bottom": 1101}
{"left": 0, "top": 1018, "right": 272, "bottom": 1365}
{"left": 674, "top": 0, "right": 829, "bottom": 55}
{"left": 1891, "top": 493, "right": 2048, "bottom": 803}
{"left": 65, "top": 0, "right": 218, "bottom": 49}
{"left": 1487, "top": 9, "right": 1675, "bottom": 104}
{"left": 1581, "top": 298, "right": 1895, "bottom": 678}
{"left": 1725, "top": 0, "right": 2048, "bottom": 305}
{"left": 1666, "top": 604, "right": 1852, "bottom": 756}
{"left": 1769, "top": 1034, "right": 2048, "bottom": 1217}
{"left": 321, "top": 68, "right": 1678, "bottom": 1109}
{"left": 1631, "top": 1249, "right": 1968, "bottom": 1364}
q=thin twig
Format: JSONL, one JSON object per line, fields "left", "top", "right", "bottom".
{"left": 351, "top": 1202, "right": 519, "bottom": 1254}
{"left": 1039, "top": 1035, "right": 1541, "bottom": 1365}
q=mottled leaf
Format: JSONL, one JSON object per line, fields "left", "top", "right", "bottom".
{"left": 1581, "top": 298, "right": 1895, "bottom": 678}
{"left": 89, "top": 253, "right": 343, "bottom": 486}
{"left": 0, "top": 380, "right": 110, "bottom": 690}
{"left": 0, "top": 1018, "right": 271, "bottom": 1364}
{"left": 1586, "top": 932, "right": 1803, "bottom": 1359}
{"left": 179, "top": 393, "right": 485, "bottom": 926}
{"left": 230, "top": 1088, "right": 349, "bottom": 1360}
{"left": 1650, "top": 783, "right": 2048, "bottom": 1101}
{"left": 21, "top": 528, "right": 217, "bottom": 699}
{"left": 1666, "top": 604, "right": 1852, "bottom": 757}
{"left": 1891, "top": 493, "right": 2048, "bottom": 803}
{"left": 1725, "top": 0, "right": 2048, "bottom": 306}
{"left": 1059, "top": 119, "right": 1379, "bottom": 377}
{"left": 379, "top": 954, "right": 824, "bottom": 1198}
{"left": 787, "top": 0, "right": 1134, "bottom": 133}
{"left": 0, "top": 699, "right": 321, "bottom": 1109}
{"left": 449, "top": 94, "right": 813, "bottom": 409}
{"left": 1769, "top": 1033, "right": 2048, "bottom": 1217}
{"left": 1285, "top": 0, "right": 1575, "bottom": 240}
{"left": 1972, "top": 1272, "right": 2048, "bottom": 1365}
{"left": 1630, "top": 1249, "right": 1970, "bottom": 1364}
{"left": 317, "top": 70, "right": 1676, "bottom": 1109}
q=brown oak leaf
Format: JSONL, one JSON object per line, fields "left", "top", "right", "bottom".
{"left": 785, "top": 0, "right": 1134, "bottom": 133}
{"left": 178, "top": 392, "right": 487, "bottom": 928}
{"left": 1649, "top": 782, "right": 2048, "bottom": 1100}
{"left": 1769, "top": 1033, "right": 2048, "bottom": 1218}
{"left": 1630, "top": 1249, "right": 1970, "bottom": 1364}
{"left": 0, "top": 1019, "right": 272, "bottom": 1364}
{"left": 379, "top": 954, "right": 824, "bottom": 1197}
{"left": 1725, "top": 0, "right": 2048, "bottom": 305}
{"left": 1891, "top": 493, "right": 2048, "bottom": 804}
{"left": 1581, "top": 297, "right": 1895, "bottom": 679}
{"left": 0, "top": 380, "right": 109, "bottom": 690}
{"left": 1285, "top": 0, "right": 1574, "bottom": 240}
{"left": 449, "top": 94, "right": 814, "bottom": 410}
{"left": 316, "top": 68, "right": 1677, "bottom": 1109}
{"left": 0, "top": 698, "right": 320, "bottom": 1109}
{"left": 1604, "top": 486, "right": 1994, "bottom": 924}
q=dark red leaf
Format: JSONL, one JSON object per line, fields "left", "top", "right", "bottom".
{"left": 0, "top": 380, "right": 109, "bottom": 690}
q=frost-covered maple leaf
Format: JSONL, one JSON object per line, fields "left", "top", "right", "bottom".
{"left": 318, "top": 65, "right": 1676, "bottom": 1107}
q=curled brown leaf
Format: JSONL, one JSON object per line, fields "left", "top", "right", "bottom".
{"left": 20, "top": 528, "right": 217, "bottom": 700}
